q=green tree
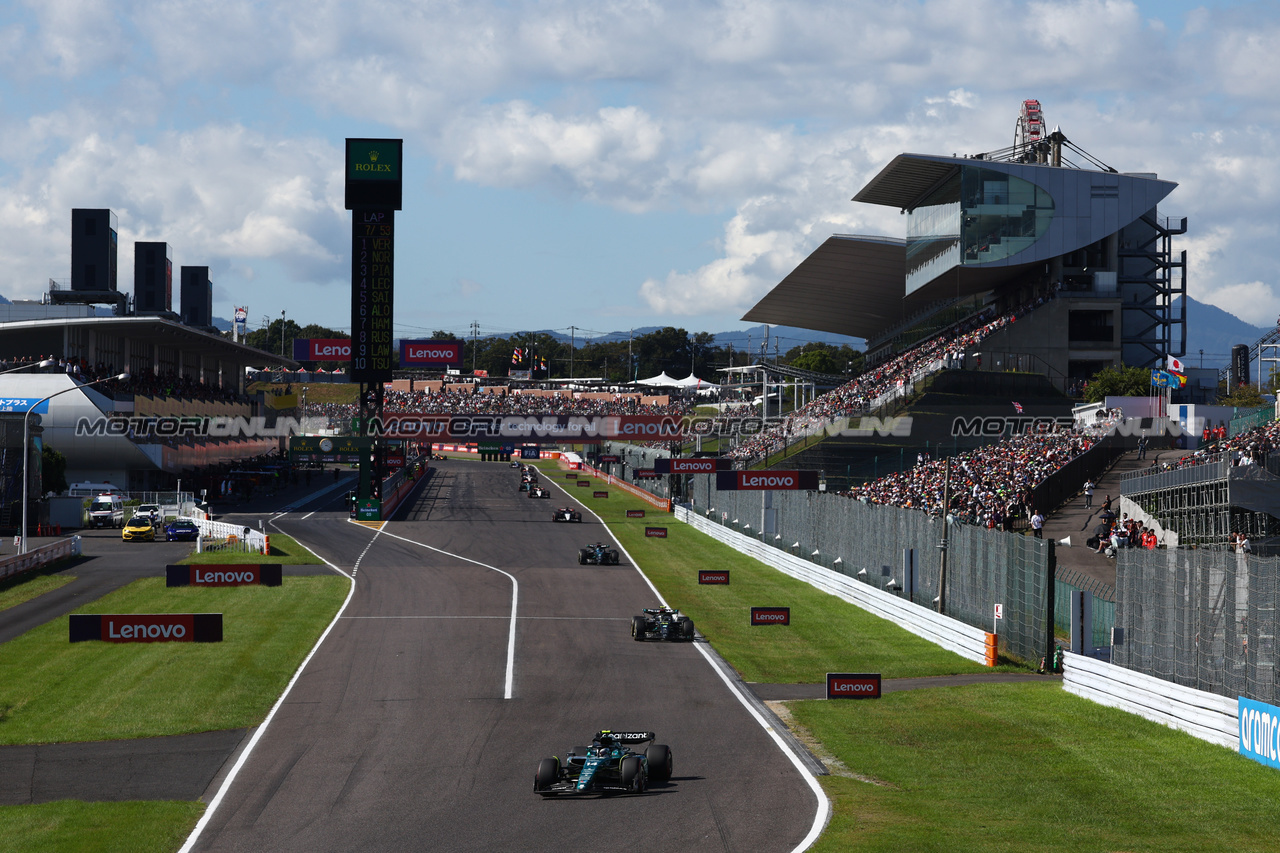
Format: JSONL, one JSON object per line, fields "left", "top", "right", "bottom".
{"left": 1082, "top": 364, "right": 1156, "bottom": 402}
{"left": 790, "top": 349, "right": 840, "bottom": 374}
{"left": 1217, "top": 384, "right": 1269, "bottom": 408}
{"left": 42, "top": 446, "right": 69, "bottom": 496}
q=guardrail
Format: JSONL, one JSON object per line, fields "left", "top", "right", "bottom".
{"left": 0, "top": 537, "right": 83, "bottom": 583}
{"left": 181, "top": 517, "right": 268, "bottom": 554}
{"left": 673, "top": 504, "right": 993, "bottom": 665}
{"left": 1062, "top": 651, "right": 1238, "bottom": 750}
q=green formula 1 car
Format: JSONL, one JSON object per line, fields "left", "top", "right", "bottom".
{"left": 533, "top": 730, "right": 672, "bottom": 796}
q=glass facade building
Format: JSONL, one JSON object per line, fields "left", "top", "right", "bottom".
{"left": 905, "top": 167, "right": 1055, "bottom": 295}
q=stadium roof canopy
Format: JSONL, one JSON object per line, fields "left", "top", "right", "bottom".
{"left": 0, "top": 316, "right": 296, "bottom": 371}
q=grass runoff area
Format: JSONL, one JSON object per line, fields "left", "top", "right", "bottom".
{"left": 545, "top": 459, "right": 1280, "bottom": 851}
{"left": 0, "top": 533, "right": 347, "bottom": 852}
{"left": 0, "top": 566, "right": 76, "bottom": 614}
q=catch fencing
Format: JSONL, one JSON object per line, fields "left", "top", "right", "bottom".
{"left": 687, "top": 478, "right": 1055, "bottom": 665}
{"left": 1113, "top": 546, "right": 1280, "bottom": 706}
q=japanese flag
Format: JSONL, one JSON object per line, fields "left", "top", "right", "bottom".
{"left": 1167, "top": 355, "right": 1186, "bottom": 374}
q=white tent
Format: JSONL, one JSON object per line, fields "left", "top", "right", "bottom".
{"left": 673, "top": 373, "right": 719, "bottom": 390}
{"left": 636, "top": 371, "right": 679, "bottom": 387}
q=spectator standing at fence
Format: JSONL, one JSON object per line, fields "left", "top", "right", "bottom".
{"left": 1030, "top": 509, "right": 1044, "bottom": 539}
{"left": 1101, "top": 494, "right": 1112, "bottom": 513}
{"left": 1137, "top": 435, "right": 1148, "bottom": 459}
{"left": 1084, "top": 479, "right": 1094, "bottom": 508}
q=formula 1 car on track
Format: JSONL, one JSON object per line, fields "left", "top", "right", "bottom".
{"left": 578, "top": 542, "right": 620, "bottom": 565}
{"left": 519, "top": 480, "right": 532, "bottom": 492}
{"left": 553, "top": 507, "right": 582, "bottom": 523}
{"left": 529, "top": 486, "right": 550, "bottom": 498}
{"left": 534, "top": 730, "right": 672, "bottom": 796}
{"left": 632, "top": 607, "right": 696, "bottom": 642}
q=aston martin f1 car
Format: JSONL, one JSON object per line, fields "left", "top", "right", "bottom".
{"left": 578, "top": 542, "right": 620, "bottom": 565}
{"left": 632, "top": 607, "right": 696, "bottom": 642}
{"left": 534, "top": 730, "right": 672, "bottom": 796}
{"left": 553, "top": 507, "right": 582, "bottom": 523}
{"left": 529, "top": 486, "right": 550, "bottom": 498}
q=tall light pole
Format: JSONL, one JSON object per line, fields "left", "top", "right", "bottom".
{"left": 280, "top": 310, "right": 287, "bottom": 358}
{"left": 22, "top": 371, "right": 128, "bottom": 553}
{"left": 301, "top": 385, "right": 308, "bottom": 428}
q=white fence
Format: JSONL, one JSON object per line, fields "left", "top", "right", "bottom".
{"left": 1062, "top": 651, "right": 1239, "bottom": 750}
{"left": 673, "top": 505, "right": 992, "bottom": 665}
{"left": 182, "top": 516, "right": 269, "bottom": 554}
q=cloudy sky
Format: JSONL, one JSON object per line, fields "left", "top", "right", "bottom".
{"left": 1, "top": 0, "right": 1275, "bottom": 344}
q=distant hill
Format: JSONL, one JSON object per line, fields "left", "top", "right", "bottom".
{"left": 525, "top": 324, "right": 862, "bottom": 351}
{"left": 1178, "top": 296, "right": 1268, "bottom": 369}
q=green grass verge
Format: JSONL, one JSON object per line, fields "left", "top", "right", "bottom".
{"left": 0, "top": 575, "right": 349, "bottom": 745}
{"left": 536, "top": 461, "right": 999, "bottom": 682}
{"left": 178, "top": 532, "right": 323, "bottom": 565}
{"left": 792, "top": 682, "right": 1280, "bottom": 852}
{"left": 0, "top": 571, "right": 76, "bottom": 614}
{"left": 0, "top": 801, "right": 203, "bottom": 853}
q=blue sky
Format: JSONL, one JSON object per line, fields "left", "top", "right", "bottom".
{"left": 2, "top": 0, "right": 1278, "bottom": 344}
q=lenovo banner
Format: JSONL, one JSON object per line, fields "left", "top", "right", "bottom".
{"left": 593, "top": 491, "right": 609, "bottom": 498}
{"left": 634, "top": 469, "right": 658, "bottom": 478}
{"left": 399, "top": 339, "right": 463, "bottom": 367}
{"left": 598, "top": 454, "right": 620, "bottom": 463}
{"left": 577, "top": 480, "right": 591, "bottom": 487}
{"left": 750, "top": 607, "right": 791, "bottom": 626}
{"left": 626, "top": 510, "right": 646, "bottom": 518}
{"left": 653, "top": 457, "right": 728, "bottom": 474}
{"left": 826, "top": 672, "right": 882, "bottom": 699}
{"left": 293, "top": 338, "right": 351, "bottom": 361}
{"left": 716, "top": 471, "right": 820, "bottom": 491}
{"left": 644, "top": 527, "right": 668, "bottom": 537}
{"left": 69, "top": 613, "right": 223, "bottom": 643}
{"left": 166, "top": 565, "right": 282, "bottom": 587}
{"left": 698, "top": 570, "right": 730, "bottom": 585}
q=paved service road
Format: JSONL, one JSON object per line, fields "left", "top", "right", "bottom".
{"left": 191, "top": 458, "right": 819, "bottom": 853}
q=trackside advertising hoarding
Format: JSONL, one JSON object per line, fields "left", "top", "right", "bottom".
{"left": 69, "top": 613, "right": 223, "bottom": 643}
{"left": 644, "top": 527, "right": 668, "bottom": 537}
{"left": 699, "top": 570, "right": 730, "bottom": 584}
{"left": 626, "top": 510, "right": 646, "bottom": 518}
{"left": 653, "top": 457, "right": 729, "bottom": 474}
{"left": 827, "top": 673, "right": 882, "bottom": 699}
{"left": 399, "top": 340, "right": 463, "bottom": 367}
{"left": 1239, "top": 697, "right": 1280, "bottom": 769}
{"left": 293, "top": 338, "right": 351, "bottom": 361}
{"left": 750, "top": 607, "right": 790, "bottom": 625}
{"left": 716, "top": 471, "right": 820, "bottom": 491}
{"left": 166, "top": 565, "right": 282, "bottom": 587}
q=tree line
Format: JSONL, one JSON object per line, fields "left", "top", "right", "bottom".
{"left": 238, "top": 319, "right": 865, "bottom": 383}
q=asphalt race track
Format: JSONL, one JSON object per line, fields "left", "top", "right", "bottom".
{"left": 188, "top": 458, "right": 819, "bottom": 853}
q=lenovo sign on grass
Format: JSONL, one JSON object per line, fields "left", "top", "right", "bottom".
{"left": 69, "top": 614, "right": 223, "bottom": 643}
{"left": 166, "top": 564, "right": 282, "bottom": 587}
{"left": 826, "top": 672, "right": 882, "bottom": 699}
{"left": 698, "top": 570, "right": 730, "bottom": 585}
{"left": 750, "top": 607, "right": 790, "bottom": 626}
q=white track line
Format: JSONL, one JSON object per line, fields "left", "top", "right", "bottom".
{"left": 371, "top": 525, "right": 518, "bottom": 700}
{"left": 548, "top": 468, "right": 831, "bottom": 853}
{"left": 177, "top": 526, "right": 355, "bottom": 853}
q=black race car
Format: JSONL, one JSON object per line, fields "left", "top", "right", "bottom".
{"left": 632, "top": 607, "right": 696, "bottom": 642}
{"left": 534, "top": 730, "right": 672, "bottom": 796}
{"left": 529, "top": 486, "right": 550, "bottom": 498}
{"left": 578, "top": 542, "right": 620, "bottom": 565}
{"left": 519, "top": 480, "right": 532, "bottom": 492}
{"left": 510, "top": 460, "right": 521, "bottom": 468}
{"left": 553, "top": 507, "right": 582, "bottom": 523}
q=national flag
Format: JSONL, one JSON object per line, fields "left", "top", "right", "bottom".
{"left": 1167, "top": 355, "right": 1186, "bottom": 375}
{"left": 1013, "top": 402, "right": 1024, "bottom": 414}
{"left": 512, "top": 347, "right": 521, "bottom": 365}
{"left": 540, "top": 357, "right": 547, "bottom": 371}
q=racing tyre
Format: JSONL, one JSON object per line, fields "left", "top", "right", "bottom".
{"left": 534, "top": 757, "right": 560, "bottom": 792}
{"left": 645, "top": 744, "right": 672, "bottom": 784}
{"left": 682, "top": 619, "right": 696, "bottom": 641}
{"left": 608, "top": 550, "right": 620, "bottom": 565}
{"left": 632, "top": 616, "right": 647, "bottom": 641}
{"left": 620, "top": 755, "right": 645, "bottom": 793}
{"left": 578, "top": 549, "right": 588, "bottom": 565}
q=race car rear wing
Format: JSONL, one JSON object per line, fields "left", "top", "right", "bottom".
{"left": 596, "top": 730, "right": 656, "bottom": 744}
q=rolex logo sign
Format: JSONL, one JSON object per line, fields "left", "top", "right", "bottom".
{"left": 370, "top": 150, "right": 379, "bottom": 162}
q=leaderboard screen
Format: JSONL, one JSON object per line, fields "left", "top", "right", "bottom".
{"left": 350, "top": 210, "right": 394, "bottom": 382}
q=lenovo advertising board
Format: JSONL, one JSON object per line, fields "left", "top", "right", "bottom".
{"left": 399, "top": 340, "right": 463, "bottom": 367}
{"left": 69, "top": 613, "right": 223, "bottom": 643}
{"left": 293, "top": 338, "right": 351, "bottom": 361}
{"left": 716, "top": 471, "right": 820, "bottom": 491}
{"left": 593, "top": 491, "right": 609, "bottom": 498}
{"left": 750, "top": 607, "right": 791, "bottom": 626}
{"left": 653, "top": 457, "right": 728, "bottom": 474}
{"left": 826, "top": 672, "right": 882, "bottom": 699}
{"left": 644, "top": 527, "right": 667, "bottom": 537}
{"left": 166, "top": 565, "right": 282, "bottom": 587}
{"left": 626, "top": 510, "right": 646, "bottom": 518}
{"left": 698, "top": 570, "right": 730, "bottom": 585}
